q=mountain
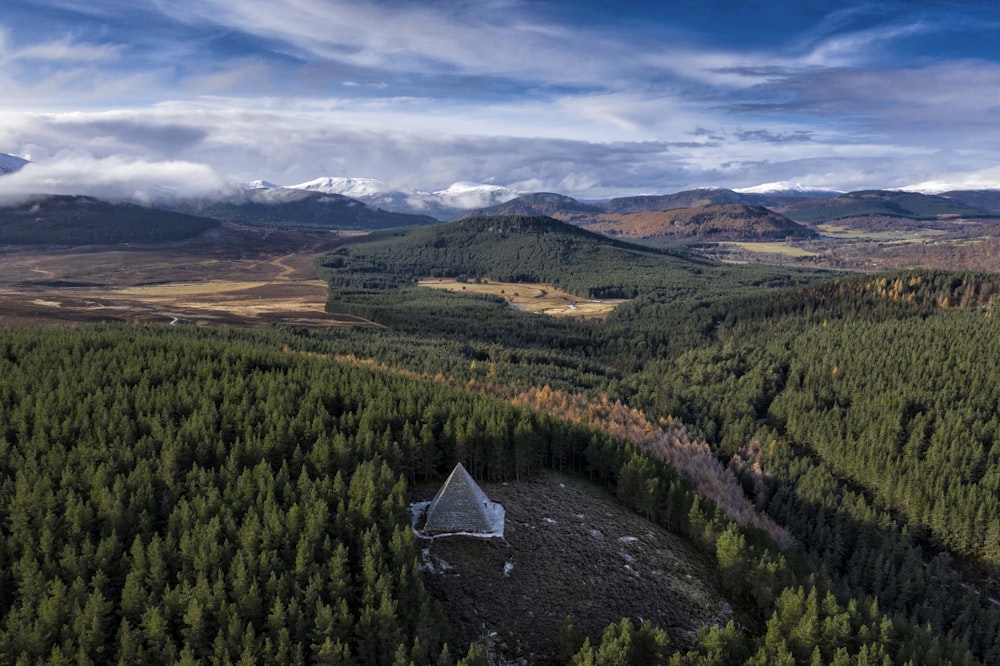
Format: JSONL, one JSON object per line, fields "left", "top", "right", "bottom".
{"left": 462, "top": 192, "right": 604, "bottom": 218}
{"left": 0, "top": 194, "right": 218, "bottom": 245}
{"left": 581, "top": 204, "right": 818, "bottom": 241}
{"left": 288, "top": 177, "right": 520, "bottom": 219}
{"left": 781, "top": 189, "right": 994, "bottom": 223}
{"left": 939, "top": 189, "right": 1000, "bottom": 213}
{"left": 0, "top": 153, "right": 29, "bottom": 175}
{"left": 733, "top": 181, "right": 843, "bottom": 198}
{"left": 173, "top": 185, "right": 439, "bottom": 230}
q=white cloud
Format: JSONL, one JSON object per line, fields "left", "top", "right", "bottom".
{"left": 0, "top": 152, "right": 222, "bottom": 203}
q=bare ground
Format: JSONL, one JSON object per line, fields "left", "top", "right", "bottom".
{"left": 413, "top": 472, "right": 736, "bottom": 664}
{"left": 0, "top": 224, "right": 376, "bottom": 328}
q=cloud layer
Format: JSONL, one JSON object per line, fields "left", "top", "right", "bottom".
{"left": 2, "top": 0, "right": 1000, "bottom": 197}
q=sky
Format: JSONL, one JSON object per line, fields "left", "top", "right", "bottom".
{"left": 1, "top": 0, "right": 1000, "bottom": 201}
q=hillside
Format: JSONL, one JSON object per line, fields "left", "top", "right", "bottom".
{"left": 175, "top": 187, "right": 439, "bottom": 229}
{"left": 581, "top": 204, "right": 817, "bottom": 240}
{"left": 0, "top": 194, "right": 218, "bottom": 245}
{"left": 781, "top": 189, "right": 992, "bottom": 223}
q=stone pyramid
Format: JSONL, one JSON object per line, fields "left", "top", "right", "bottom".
{"left": 423, "top": 462, "right": 504, "bottom": 535}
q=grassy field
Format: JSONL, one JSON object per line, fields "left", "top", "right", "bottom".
{"left": 418, "top": 277, "right": 628, "bottom": 318}
{"left": 816, "top": 224, "right": 948, "bottom": 241}
{"left": 722, "top": 242, "right": 821, "bottom": 257}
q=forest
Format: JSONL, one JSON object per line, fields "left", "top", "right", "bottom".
{"left": 2, "top": 214, "right": 1000, "bottom": 664}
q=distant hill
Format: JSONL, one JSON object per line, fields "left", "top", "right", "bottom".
{"left": 0, "top": 195, "right": 219, "bottom": 245}
{"left": 174, "top": 187, "right": 439, "bottom": 229}
{"left": 940, "top": 190, "right": 1000, "bottom": 213}
{"left": 464, "top": 192, "right": 604, "bottom": 218}
{"left": 602, "top": 188, "right": 763, "bottom": 213}
{"left": 781, "top": 190, "right": 992, "bottom": 223}
{"left": 581, "top": 204, "right": 817, "bottom": 241}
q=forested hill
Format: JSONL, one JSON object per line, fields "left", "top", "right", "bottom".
{"left": 0, "top": 195, "right": 219, "bottom": 244}
{"left": 781, "top": 189, "right": 992, "bottom": 223}
{"left": 318, "top": 214, "right": 712, "bottom": 298}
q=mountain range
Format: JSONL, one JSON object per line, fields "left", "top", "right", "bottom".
{"left": 3, "top": 152, "right": 1000, "bottom": 238}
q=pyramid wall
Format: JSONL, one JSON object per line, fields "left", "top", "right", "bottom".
{"left": 423, "top": 463, "right": 503, "bottom": 535}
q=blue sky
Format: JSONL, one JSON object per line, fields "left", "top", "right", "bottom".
{"left": 1, "top": 0, "right": 1000, "bottom": 200}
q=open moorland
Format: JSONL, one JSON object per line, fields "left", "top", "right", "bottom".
{"left": 0, "top": 223, "right": 372, "bottom": 328}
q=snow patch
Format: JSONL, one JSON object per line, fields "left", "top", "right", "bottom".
{"left": 618, "top": 536, "right": 638, "bottom": 543}
{"left": 543, "top": 517, "right": 556, "bottom": 524}
{"left": 503, "top": 562, "right": 514, "bottom": 577}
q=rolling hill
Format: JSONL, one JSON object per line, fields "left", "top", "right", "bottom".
{"left": 0, "top": 194, "right": 219, "bottom": 245}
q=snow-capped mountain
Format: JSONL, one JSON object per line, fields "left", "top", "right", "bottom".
{"left": 735, "top": 181, "right": 842, "bottom": 198}
{"left": 0, "top": 153, "right": 29, "bottom": 175}
{"left": 287, "top": 177, "right": 520, "bottom": 219}
{"left": 291, "top": 177, "right": 391, "bottom": 200}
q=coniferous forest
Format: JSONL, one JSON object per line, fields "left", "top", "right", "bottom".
{"left": 3, "top": 216, "right": 1000, "bottom": 664}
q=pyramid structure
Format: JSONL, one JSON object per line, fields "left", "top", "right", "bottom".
{"left": 422, "top": 463, "right": 504, "bottom": 535}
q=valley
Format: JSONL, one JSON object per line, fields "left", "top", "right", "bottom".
{"left": 2, "top": 191, "right": 1000, "bottom": 664}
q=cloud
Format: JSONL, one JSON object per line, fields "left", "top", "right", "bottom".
{"left": 0, "top": 152, "right": 222, "bottom": 203}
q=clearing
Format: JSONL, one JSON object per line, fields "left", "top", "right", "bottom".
{"left": 414, "top": 472, "right": 736, "bottom": 664}
{"left": 418, "top": 277, "right": 627, "bottom": 319}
